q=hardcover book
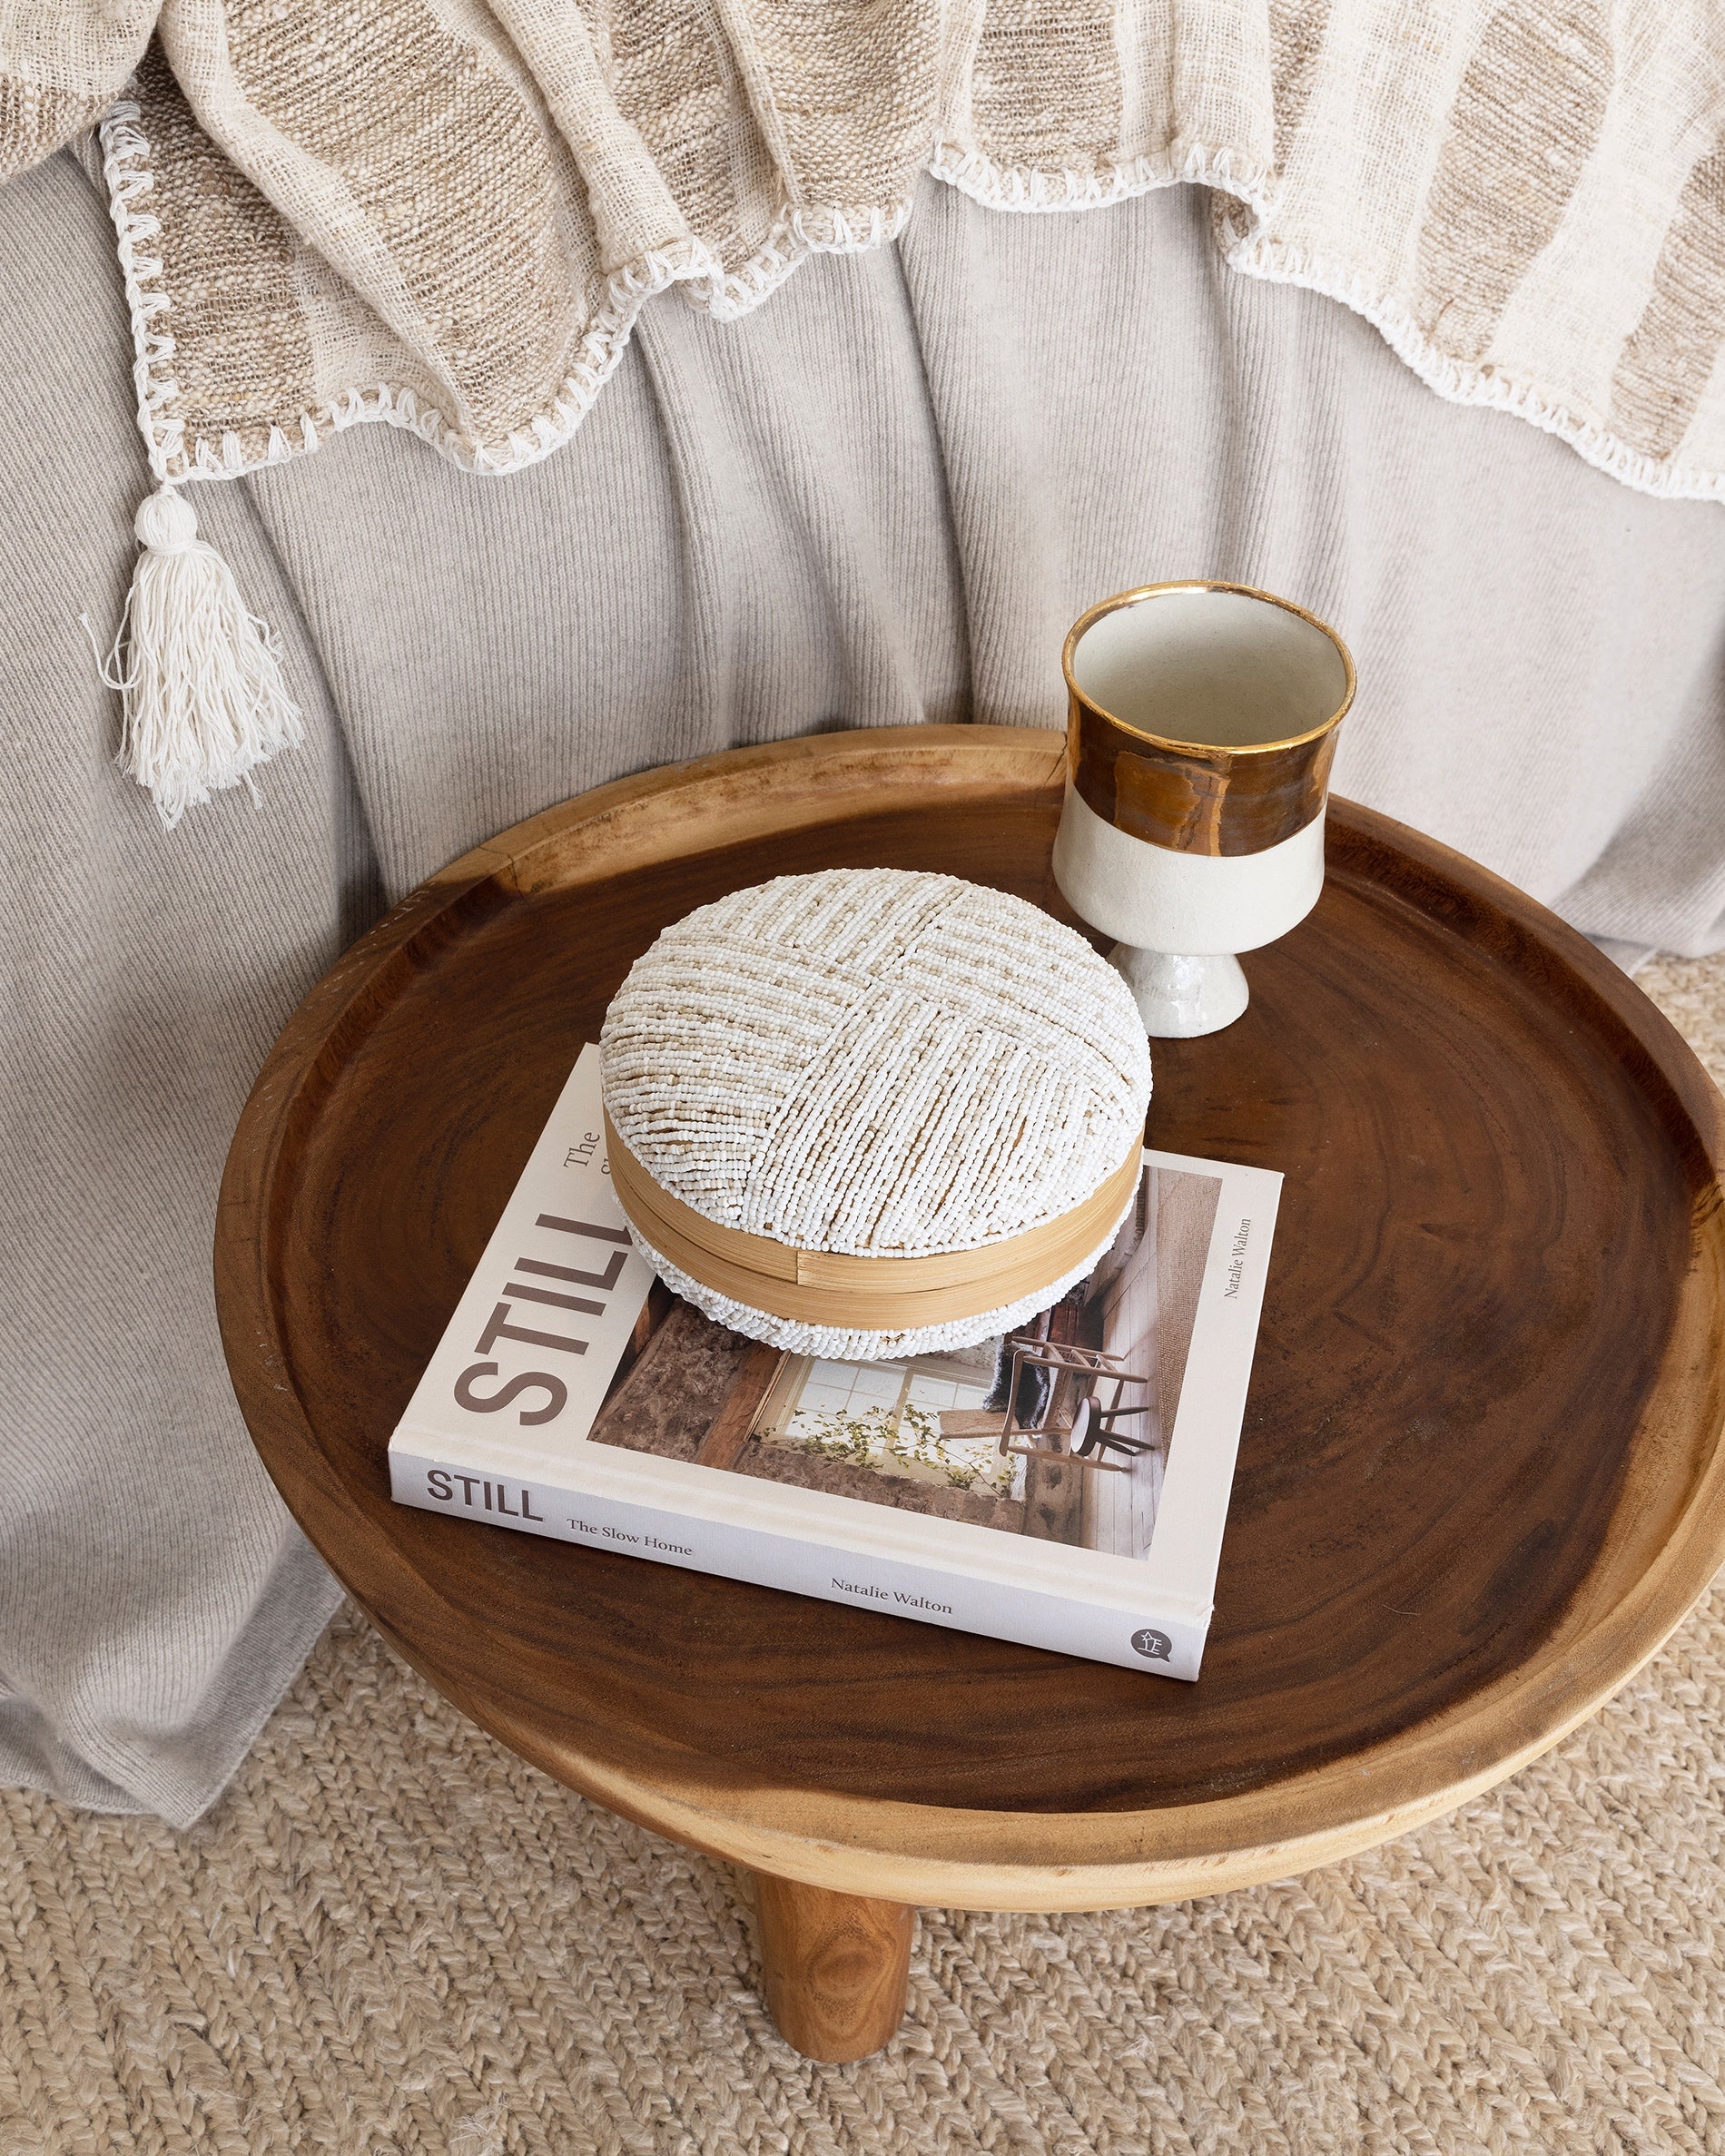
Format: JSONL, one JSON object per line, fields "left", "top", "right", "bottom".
{"left": 388, "top": 1046, "right": 1281, "bottom": 1677}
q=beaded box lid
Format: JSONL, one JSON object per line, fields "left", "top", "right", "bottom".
{"left": 599, "top": 868, "right": 1152, "bottom": 1358}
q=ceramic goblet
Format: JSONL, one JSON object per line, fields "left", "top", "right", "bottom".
{"left": 1051, "top": 580, "right": 1356, "bottom": 1038}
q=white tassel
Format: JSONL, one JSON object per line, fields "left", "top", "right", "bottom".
{"left": 93, "top": 486, "right": 303, "bottom": 832}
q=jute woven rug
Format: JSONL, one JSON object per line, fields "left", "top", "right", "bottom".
{"left": 5, "top": 953, "right": 1724, "bottom": 2156}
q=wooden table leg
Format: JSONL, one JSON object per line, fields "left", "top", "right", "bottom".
{"left": 751, "top": 1872, "right": 914, "bottom": 2062}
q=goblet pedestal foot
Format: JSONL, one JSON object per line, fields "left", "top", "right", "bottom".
{"left": 1109, "top": 945, "right": 1248, "bottom": 1038}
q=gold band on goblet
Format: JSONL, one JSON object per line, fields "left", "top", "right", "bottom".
{"left": 1062, "top": 580, "right": 1356, "bottom": 860}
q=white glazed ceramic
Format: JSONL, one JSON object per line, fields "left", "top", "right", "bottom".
{"left": 1051, "top": 783, "right": 1327, "bottom": 954}
{"left": 1106, "top": 949, "right": 1249, "bottom": 1038}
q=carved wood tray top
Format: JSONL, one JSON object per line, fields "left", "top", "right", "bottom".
{"left": 217, "top": 727, "right": 1725, "bottom": 1910}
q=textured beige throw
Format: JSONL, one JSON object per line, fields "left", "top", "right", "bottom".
{"left": 3, "top": 1, "right": 1724, "bottom": 502}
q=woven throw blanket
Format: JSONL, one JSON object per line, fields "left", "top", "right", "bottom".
{"left": 5, "top": 0, "right": 1723, "bottom": 828}
{"left": 5, "top": 0, "right": 1724, "bottom": 503}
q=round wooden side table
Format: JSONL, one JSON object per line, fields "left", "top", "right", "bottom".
{"left": 217, "top": 726, "right": 1725, "bottom": 2063}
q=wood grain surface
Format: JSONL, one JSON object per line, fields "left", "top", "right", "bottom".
{"left": 751, "top": 1876, "right": 914, "bottom": 2064}
{"left": 216, "top": 726, "right": 1725, "bottom": 1912}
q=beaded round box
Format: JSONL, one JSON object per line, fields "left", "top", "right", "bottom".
{"left": 598, "top": 868, "right": 1153, "bottom": 1359}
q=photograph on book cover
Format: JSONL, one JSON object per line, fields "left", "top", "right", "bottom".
{"left": 591, "top": 1161, "right": 1221, "bottom": 1567}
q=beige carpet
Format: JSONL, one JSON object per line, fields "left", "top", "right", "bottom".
{"left": 5, "top": 953, "right": 1725, "bottom": 2156}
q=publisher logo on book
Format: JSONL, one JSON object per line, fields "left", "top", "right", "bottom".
{"left": 1130, "top": 1627, "right": 1172, "bottom": 1662}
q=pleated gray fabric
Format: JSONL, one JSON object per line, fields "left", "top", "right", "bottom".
{"left": 3, "top": 146, "right": 1722, "bottom": 1820}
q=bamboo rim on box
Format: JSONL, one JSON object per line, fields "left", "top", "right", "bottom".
{"left": 604, "top": 1113, "right": 1143, "bottom": 1330}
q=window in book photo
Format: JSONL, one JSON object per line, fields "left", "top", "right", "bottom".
{"left": 591, "top": 1163, "right": 1223, "bottom": 1560}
